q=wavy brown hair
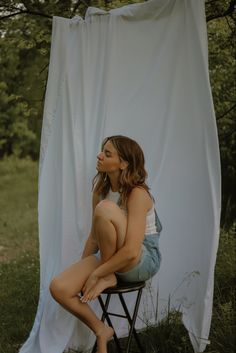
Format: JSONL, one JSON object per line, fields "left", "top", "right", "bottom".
{"left": 93, "top": 135, "right": 150, "bottom": 207}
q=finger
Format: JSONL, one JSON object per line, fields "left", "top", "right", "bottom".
{"left": 91, "top": 289, "right": 98, "bottom": 300}
{"left": 91, "top": 293, "right": 97, "bottom": 300}
{"left": 82, "top": 286, "right": 90, "bottom": 297}
{"left": 83, "top": 289, "right": 91, "bottom": 298}
{"left": 80, "top": 292, "right": 89, "bottom": 302}
{"left": 82, "top": 288, "right": 96, "bottom": 302}
{"left": 82, "top": 282, "right": 92, "bottom": 295}
{"left": 80, "top": 295, "right": 89, "bottom": 303}
{"left": 87, "top": 289, "right": 96, "bottom": 301}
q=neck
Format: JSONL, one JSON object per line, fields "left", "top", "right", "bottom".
{"left": 108, "top": 172, "right": 120, "bottom": 192}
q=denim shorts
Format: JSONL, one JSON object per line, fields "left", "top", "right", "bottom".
{"left": 93, "top": 233, "right": 161, "bottom": 282}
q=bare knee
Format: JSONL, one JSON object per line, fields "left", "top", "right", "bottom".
{"left": 49, "top": 277, "right": 69, "bottom": 302}
{"left": 93, "top": 200, "right": 126, "bottom": 227}
{"left": 93, "top": 200, "right": 127, "bottom": 248}
{"left": 94, "top": 200, "right": 119, "bottom": 220}
{"left": 92, "top": 202, "right": 116, "bottom": 239}
{"left": 49, "top": 277, "right": 61, "bottom": 300}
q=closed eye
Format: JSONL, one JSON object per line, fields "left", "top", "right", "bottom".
{"left": 103, "top": 148, "right": 112, "bottom": 157}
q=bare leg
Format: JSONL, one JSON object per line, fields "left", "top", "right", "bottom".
{"left": 50, "top": 201, "right": 128, "bottom": 353}
{"left": 50, "top": 256, "right": 113, "bottom": 353}
{"left": 89, "top": 200, "right": 128, "bottom": 296}
{"left": 92, "top": 200, "right": 127, "bottom": 259}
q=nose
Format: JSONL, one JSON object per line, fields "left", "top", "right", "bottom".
{"left": 97, "top": 152, "right": 104, "bottom": 160}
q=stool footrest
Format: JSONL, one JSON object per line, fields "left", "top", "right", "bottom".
{"left": 106, "top": 312, "right": 127, "bottom": 319}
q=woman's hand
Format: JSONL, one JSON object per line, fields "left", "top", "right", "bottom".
{"left": 80, "top": 272, "right": 99, "bottom": 303}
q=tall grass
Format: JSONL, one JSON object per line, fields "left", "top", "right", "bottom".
{"left": 208, "top": 227, "right": 236, "bottom": 353}
{"left": 0, "top": 158, "right": 235, "bottom": 353}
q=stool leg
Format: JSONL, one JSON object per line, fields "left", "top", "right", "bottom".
{"left": 92, "top": 294, "right": 123, "bottom": 353}
{"left": 119, "top": 289, "right": 144, "bottom": 353}
{"left": 91, "top": 294, "right": 112, "bottom": 353}
{"left": 98, "top": 294, "right": 123, "bottom": 353}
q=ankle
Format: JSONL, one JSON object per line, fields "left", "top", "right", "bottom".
{"left": 96, "top": 323, "right": 114, "bottom": 338}
{"left": 95, "top": 322, "right": 107, "bottom": 337}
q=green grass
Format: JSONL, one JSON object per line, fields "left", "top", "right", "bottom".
{"left": 208, "top": 227, "right": 236, "bottom": 353}
{"left": 0, "top": 255, "right": 39, "bottom": 353}
{"left": 0, "top": 157, "right": 39, "bottom": 353}
{"left": 0, "top": 158, "right": 235, "bottom": 353}
{"left": 0, "top": 156, "right": 38, "bottom": 262}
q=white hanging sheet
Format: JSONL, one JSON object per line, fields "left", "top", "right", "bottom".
{"left": 19, "top": 0, "right": 221, "bottom": 352}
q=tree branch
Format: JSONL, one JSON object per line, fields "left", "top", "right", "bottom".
{"left": 206, "top": 0, "right": 216, "bottom": 5}
{"left": 0, "top": 10, "right": 52, "bottom": 20}
{"left": 217, "top": 103, "right": 236, "bottom": 121}
{"left": 206, "top": 0, "right": 236, "bottom": 22}
{"left": 225, "top": 15, "right": 234, "bottom": 32}
{"left": 39, "top": 63, "right": 49, "bottom": 75}
{"left": 70, "top": 0, "right": 81, "bottom": 18}
{"left": 219, "top": 128, "right": 236, "bottom": 140}
{"left": 0, "top": 11, "right": 23, "bottom": 20}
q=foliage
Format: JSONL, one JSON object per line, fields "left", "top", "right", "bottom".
{"left": 0, "top": 1, "right": 235, "bottom": 227}
{"left": 207, "top": 14, "right": 236, "bottom": 228}
{"left": 0, "top": 9, "right": 51, "bottom": 159}
{"left": 205, "top": 0, "right": 236, "bottom": 22}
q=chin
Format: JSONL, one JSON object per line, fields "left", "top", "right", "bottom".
{"left": 96, "top": 166, "right": 103, "bottom": 172}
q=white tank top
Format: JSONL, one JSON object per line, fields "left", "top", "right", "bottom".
{"left": 105, "top": 189, "right": 157, "bottom": 235}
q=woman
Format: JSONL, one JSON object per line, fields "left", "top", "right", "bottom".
{"left": 50, "top": 135, "right": 162, "bottom": 353}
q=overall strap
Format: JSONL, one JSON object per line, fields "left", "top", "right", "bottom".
{"left": 154, "top": 208, "right": 162, "bottom": 234}
{"left": 151, "top": 193, "right": 162, "bottom": 234}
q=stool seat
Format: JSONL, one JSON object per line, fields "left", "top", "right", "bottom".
{"left": 102, "top": 281, "right": 145, "bottom": 294}
{"left": 92, "top": 281, "right": 146, "bottom": 353}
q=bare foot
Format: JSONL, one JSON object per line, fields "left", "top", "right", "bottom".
{"left": 92, "top": 274, "right": 117, "bottom": 299}
{"left": 96, "top": 325, "right": 114, "bottom": 353}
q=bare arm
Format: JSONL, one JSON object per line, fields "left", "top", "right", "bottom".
{"left": 81, "top": 191, "right": 100, "bottom": 259}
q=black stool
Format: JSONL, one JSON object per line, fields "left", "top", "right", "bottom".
{"left": 92, "top": 281, "right": 145, "bottom": 353}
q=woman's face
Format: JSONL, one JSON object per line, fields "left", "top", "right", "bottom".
{"left": 96, "top": 140, "right": 123, "bottom": 174}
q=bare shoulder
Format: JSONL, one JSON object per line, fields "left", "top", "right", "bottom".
{"left": 127, "top": 187, "right": 153, "bottom": 211}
